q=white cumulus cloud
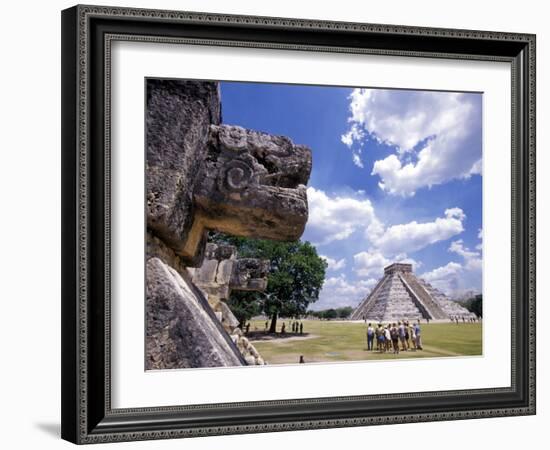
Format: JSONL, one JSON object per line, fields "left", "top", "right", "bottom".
{"left": 305, "top": 187, "right": 381, "bottom": 246}
{"left": 420, "top": 232, "right": 483, "bottom": 295}
{"left": 304, "top": 188, "right": 470, "bottom": 294}
{"left": 421, "top": 262, "right": 463, "bottom": 294}
{"left": 449, "top": 239, "right": 482, "bottom": 271}
{"left": 353, "top": 250, "right": 421, "bottom": 279}
{"left": 315, "top": 274, "right": 377, "bottom": 309}
{"left": 320, "top": 255, "right": 347, "bottom": 271}
{"left": 476, "top": 228, "right": 483, "bottom": 250}
{"left": 369, "top": 208, "right": 465, "bottom": 255}
{"left": 341, "top": 88, "right": 482, "bottom": 196}
{"left": 353, "top": 250, "right": 390, "bottom": 278}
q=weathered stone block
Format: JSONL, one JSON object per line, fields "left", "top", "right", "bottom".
{"left": 216, "top": 259, "right": 234, "bottom": 285}
{"left": 147, "top": 80, "right": 221, "bottom": 265}
{"left": 230, "top": 258, "right": 270, "bottom": 291}
{"left": 146, "top": 257, "right": 244, "bottom": 369}
{"left": 217, "top": 301, "right": 240, "bottom": 330}
{"left": 194, "top": 259, "right": 218, "bottom": 284}
{"left": 205, "top": 242, "right": 237, "bottom": 261}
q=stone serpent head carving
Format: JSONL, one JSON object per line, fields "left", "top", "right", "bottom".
{"left": 193, "top": 124, "right": 311, "bottom": 251}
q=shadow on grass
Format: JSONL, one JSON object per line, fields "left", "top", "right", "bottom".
{"left": 246, "top": 331, "right": 311, "bottom": 341}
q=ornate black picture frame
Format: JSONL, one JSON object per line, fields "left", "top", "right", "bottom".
{"left": 61, "top": 4, "right": 536, "bottom": 444}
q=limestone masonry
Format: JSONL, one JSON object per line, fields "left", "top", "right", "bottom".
{"left": 189, "top": 243, "right": 269, "bottom": 365}
{"left": 351, "top": 263, "right": 477, "bottom": 322}
{"left": 145, "top": 79, "right": 312, "bottom": 369}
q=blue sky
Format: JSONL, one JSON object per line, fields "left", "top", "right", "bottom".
{"left": 220, "top": 81, "right": 483, "bottom": 310}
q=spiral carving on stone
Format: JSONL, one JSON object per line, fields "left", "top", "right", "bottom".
{"left": 218, "top": 160, "right": 254, "bottom": 193}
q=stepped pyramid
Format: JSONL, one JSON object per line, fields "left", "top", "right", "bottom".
{"left": 350, "top": 263, "right": 477, "bottom": 321}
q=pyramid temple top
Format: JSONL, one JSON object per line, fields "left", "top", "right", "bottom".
{"left": 384, "top": 262, "right": 413, "bottom": 275}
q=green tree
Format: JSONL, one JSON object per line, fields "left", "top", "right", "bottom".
{"left": 307, "top": 306, "right": 353, "bottom": 320}
{"left": 470, "top": 295, "right": 482, "bottom": 318}
{"left": 210, "top": 233, "right": 327, "bottom": 332}
{"left": 458, "top": 294, "right": 482, "bottom": 318}
{"left": 227, "top": 291, "right": 262, "bottom": 329}
{"left": 336, "top": 306, "right": 354, "bottom": 319}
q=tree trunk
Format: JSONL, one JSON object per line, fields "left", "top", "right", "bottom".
{"left": 268, "top": 312, "right": 278, "bottom": 333}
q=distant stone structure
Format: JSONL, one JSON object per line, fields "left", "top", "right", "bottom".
{"left": 146, "top": 79, "right": 312, "bottom": 370}
{"left": 351, "top": 263, "right": 477, "bottom": 321}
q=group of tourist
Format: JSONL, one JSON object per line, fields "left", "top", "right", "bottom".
{"left": 450, "top": 315, "right": 478, "bottom": 323}
{"left": 262, "top": 321, "right": 304, "bottom": 334}
{"left": 366, "top": 321, "right": 423, "bottom": 354}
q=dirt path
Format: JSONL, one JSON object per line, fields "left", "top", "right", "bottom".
{"left": 249, "top": 333, "right": 319, "bottom": 344}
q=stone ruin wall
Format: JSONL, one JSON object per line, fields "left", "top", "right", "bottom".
{"left": 189, "top": 243, "right": 269, "bottom": 365}
{"left": 145, "top": 79, "right": 312, "bottom": 370}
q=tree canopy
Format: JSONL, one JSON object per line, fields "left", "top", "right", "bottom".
{"left": 210, "top": 233, "right": 327, "bottom": 332}
{"left": 308, "top": 306, "right": 354, "bottom": 320}
{"left": 458, "top": 294, "right": 483, "bottom": 318}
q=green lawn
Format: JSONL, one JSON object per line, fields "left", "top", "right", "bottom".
{"left": 248, "top": 320, "right": 482, "bottom": 365}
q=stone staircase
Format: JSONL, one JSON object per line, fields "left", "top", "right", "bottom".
{"left": 350, "top": 275, "right": 389, "bottom": 320}
{"left": 399, "top": 272, "right": 448, "bottom": 320}
{"left": 418, "top": 279, "right": 478, "bottom": 319}
{"left": 370, "top": 274, "right": 423, "bottom": 321}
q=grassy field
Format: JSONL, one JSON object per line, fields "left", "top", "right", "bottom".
{"left": 248, "top": 320, "right": 482, "bottom": 365}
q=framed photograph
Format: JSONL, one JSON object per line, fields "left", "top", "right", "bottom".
{"left": 61, "top": 4, "right": 536, "bottom": 444}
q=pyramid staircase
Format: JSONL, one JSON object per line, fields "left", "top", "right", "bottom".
{"left": 416, "top": 280, "right": 477, "bottom": 319}
{"left": 349, "top": 275, "right": 389, "bottom": 320}
{"left": 400, "top": 272, "right": 448, "bottom": 319}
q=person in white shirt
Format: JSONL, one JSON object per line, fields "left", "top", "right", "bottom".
{"left": 366, "top": 323, "right": 375, "bottom": 351}
{"left": 410, "top": 322, "right": 417, "bottom": 351}
{"left": 398, "top": 321, "right": 407, "bottom": 351}
{"left": 384, "top": 326, "right": 391, "bottom": 352}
